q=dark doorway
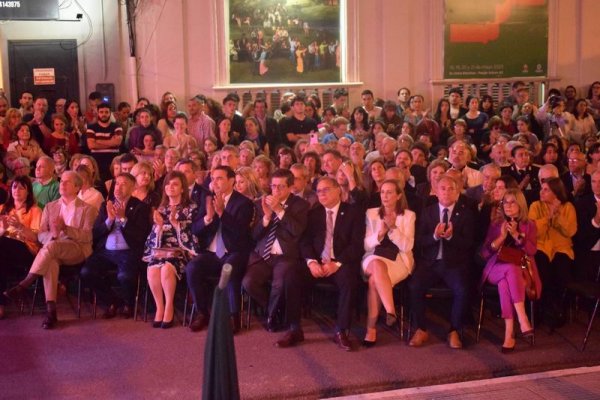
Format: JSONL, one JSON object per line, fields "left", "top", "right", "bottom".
{"left": 8, "top": 40, "right": 79, "bottom": 112}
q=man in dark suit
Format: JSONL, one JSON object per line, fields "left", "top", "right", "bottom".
{"left": 254, "top": 98, "right": 282, "bottom": 159}
{"left": 80, "top": 173, "right": 152, "bottom": 318}
{"left": 186, "top": 166, "right": 254, "bottom": 333}
{"left": 278, "top": 177, "right": 365, "bottom": 351}
{"left": 409, "top": 174, "right": 475, "bottom": 349}
{"left": 242, "top": 169, "right": 309, "bottom": 333}
{"left": 501, "top": 145, "right": 540, "bottom": 203}
{"left": 574, "top": 170, "right": 600, "bottom": 281}
{"left": 562, "top": 150, "right": 591, "bottom": 201}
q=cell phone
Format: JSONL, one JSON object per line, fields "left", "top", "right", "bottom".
{"left": 309, "top": 132, "right": 318, "bottom": 145}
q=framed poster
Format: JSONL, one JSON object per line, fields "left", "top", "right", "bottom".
{"left": 444, "top": 0, "right": 548, "bottom": 79}
{"left": 226, "top": 0, "right": 343, "bottom": 85}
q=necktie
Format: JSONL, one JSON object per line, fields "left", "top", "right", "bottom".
{"left": 215, "top": 224, "right": 226, "bottom": 258}
{"left": 321, "top": 210, "right": 334, "bottom": 262}
{"left": 442, "top": 208, "right": 449, "bottom": 227}
{"left": 262, "top": 214, "right": 280, "bottom": 261}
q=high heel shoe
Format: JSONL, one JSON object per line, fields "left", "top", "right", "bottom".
{"left": 385, "top": 312, "right": 398, "bottom": 328}
{"left": 161, "top": 320, "right": 174, "bottom": 329}
{"left": 521, "top": 328, "right": 534, "bottom": 338}
{"left": 501, "top": 345, "right": 515, "bottom": 354}
{"left": 152, "top": 320, "right": 162, "bottom": 328}
{"left": 362, "top": 339, "right": 376, "bottom": 348}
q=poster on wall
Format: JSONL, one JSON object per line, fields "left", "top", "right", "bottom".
{"left": 444, "top": 0, "right": 548, "bottom": 79}
{"left": 227, "top": 0, "right": 342, "bottom": 84}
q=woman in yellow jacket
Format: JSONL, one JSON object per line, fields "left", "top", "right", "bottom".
{"left": 529, "top": 177, "right": 577, "bottom": 327}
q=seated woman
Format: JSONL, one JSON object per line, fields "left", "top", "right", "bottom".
{"left": 0, "top": 108, "right": 22, "bottom": 151}
{"left": 415, "top": 159, "right": 449, "bottom": 208}
{"left": 364, "top": 158, "right": 387, "bottom": 208}
{"left": 6, "top": 123, "right": 44, "bottom": 170}
{"left": 361, "top": 179, "right": 415, "bottom": 346}
{"left": 529, "top": 177, "right": 577, "bottom": 327}
{"left": 336, "top": 160, "right": 368, "bottom": 210}
{"left": 0, "top": 176, "right": 42, "bottom": 319}
{"left": 143, "top": 171, "right": 199, "bottom": 328}
{"left": 76, "top": 165, "right": 104, "bottom": 212}
{"left": 235, "top": 166, "right": 261, "bottom": 201}
{"left": 244, "top": 117, "right": 269, "bottom": 156}
{"left": 42, "top": 114, "right": 80, "bottom": 156}
{"left": 131, "top": 161, "right": 161, "bottom": 209}
{"left": 480, "top": 188, "right": 540, "bottom": 352}
{"left": 252, "top": 155, "right": 275, "bottom": 194}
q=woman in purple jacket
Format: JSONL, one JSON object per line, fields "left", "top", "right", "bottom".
{"left": 480, "top": 188, "right": 541, "bottom": 352}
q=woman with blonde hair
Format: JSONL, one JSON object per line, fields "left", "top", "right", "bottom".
{"left": 481, "top": 188, "right": 540, "bottom": 352}
{"left": 0, "top": 108, "right": 22, "bottom": 151}
{"left": 235, "top": 166, "right": 261, "bottom": 200}
{"left": 131, "top": 161, "right": 161, "bottom": 208}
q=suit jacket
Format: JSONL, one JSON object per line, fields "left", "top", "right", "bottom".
{"left": 415, "top": 197, "right": 475, "bottom": 269}
{"left": 252, "top": 194, "right": 309, "bottom": 261}
{"left": 264, "top": 117, "right": 282, "bottom": 158}
{"left": 38, "top": 197, "right": 98, "bottom": 258}
{"left": 574, "top": 194, "right": 600, "bottom": 252}
{"left": 364, "top": 208, "right": 415, "bottom": 273}
{"left": 192, "top": 190, "right": 254, "bottom": 253}
{"left": 191, "top": 182, "right": 210, "bottom": 210}
{"left": 300, "top": 202, "right": 365, "bottom": 268}
{"left": 501, "top": 164, "right": 541, "bottom": 192}
{"left": 92, "top": 196, "right": 152, "bottom": 253}
{"left": 561, "top": 171, "right": 591, "bottom": 202}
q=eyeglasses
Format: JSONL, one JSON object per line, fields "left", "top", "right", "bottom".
{"left": 568, "top": 158, "right": 584, "bottom": 163}
{"left": 269, "top": 184, "right": 288, "bottom": 190}
{"left": 316, "top": 187, "right": 333, "bottom": 195}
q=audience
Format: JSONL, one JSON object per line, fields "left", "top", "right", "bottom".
{"left": 0, "top": 84, "right": 598, "bottom": 359}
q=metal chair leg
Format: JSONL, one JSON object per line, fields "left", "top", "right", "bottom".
{"left": 581, "top": 298, "right": 599, "bottom": 351}
{"left": 476, "top": 294, "right": 485, "bottom": 343}
{"left": 77, "top": 278, "right": 82, "bottom": 319}
{"left": 134, "top": 273, "right": 141, "bottom": 321}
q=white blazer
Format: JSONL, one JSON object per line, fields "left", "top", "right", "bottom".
{"left": 363, "top": 207, "right": 415, "bottom": 273}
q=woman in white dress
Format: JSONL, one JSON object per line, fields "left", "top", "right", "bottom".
{"left": 361, "top": 179, "right": 415, "bottom": 347}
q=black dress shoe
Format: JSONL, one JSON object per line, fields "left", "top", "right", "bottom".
{"left": 3, "top": 285, "right": 26, "bottom": 302}
{"left": 120, "top": 305, "right": 133, "bottom": 319}
{"left": 103, "top": 304, "right": 118, "bottom": 319}
{"left": 362, "top": 339, "right": 376, "bottom": 348}
{"left": 161, "top": 320, "right": 174, "bottom": 329}
{"left": 275, "top": 329, "right": 305, "bottom": 348}
{"left": 41, "top": 312, "right": 57, "bottom": 330}
{"left": 266, "top": 317, "right": 279, "bottom": 332}
{"left": 152, "top": 320, "right": 162, "bottom": 328}
{"left": 189, "top": 314, "right": 209, "bottom": 332}
{"left": 334, "top": 331, "right": 353, "bottom": 351}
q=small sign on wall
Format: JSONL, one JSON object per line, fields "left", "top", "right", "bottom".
{"left": 33, "top": 68, "right": 55, "bottom": 85}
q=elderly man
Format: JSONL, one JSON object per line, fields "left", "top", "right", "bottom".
{"left": 448, "top": 140, "right": 483, "bottom": 189}
{"left": 562, "top": 150, "right": 591, "bottom": 201}
{"left": 80, "top": 173, "right": 152, "bottom": 319}
{"left": 409, "top": 174, "right": 475, "bottom": 349}
{"left": 33, "top": 156, "right": 60, "bottom": 209}
{"left": 4, "top": 171, "right": 98, "bottom": 329}
{"left": 466, "top": 163, "right": 501, "bottom": 205}
{"left": 290, "top": 163, "right": 318, "bottom": 208}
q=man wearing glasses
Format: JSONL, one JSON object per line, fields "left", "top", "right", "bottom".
{"left": 242, "top": 169, "right": 309, "bottom": 337}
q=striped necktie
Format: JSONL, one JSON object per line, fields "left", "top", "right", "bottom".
{"left": 262, "top": 214, "right": 280, "bottom": 261}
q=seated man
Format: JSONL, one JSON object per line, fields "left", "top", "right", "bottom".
{"left": 277, "top": 177, "right": 364, "bottom": 351}
{"left": 242, "top": 169, "right": 309, "bottom": 332}
{"left": 290, "top": 163, "right": 318, "bottom": 208}
{"left": 574, "top": 170, "right": 600, "bottom": 282}
{"left": 186, "top": 166, "right": 254, "bottom": 333}
{"left": 501, "top": 145, "right": 540, "bottom": 203}
{"left": 32, "top": 156, "right": 60, "bottom": 209}
{"left": 562, "top": 150, "right": 591, "bottom": 201}
{"left": 80, "top": 173, "right": 152, "bottom": 318}
{"left": 409, "top": 174, "right": 475, "bottom": 349}
{"left": 448, "top": 140, "right": 483, "bottom": 189}
{"left": 3, "top": 171, "right": 98, "bottom": 329}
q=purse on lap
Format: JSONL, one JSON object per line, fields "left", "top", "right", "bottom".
{"left": 373, "top": 235, "right": 399, "bottom": 261}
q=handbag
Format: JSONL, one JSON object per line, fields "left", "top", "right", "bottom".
{"left": 151, "top": 247, "right": 185, "bottom": 260}
{"left": 521, "top": 255, "right": 537, "bottom": 300}
{"left": 496, "top": 245, "right": 524, "bottom": 265}
{"left": 373, "top": 235, "right": 399, "bottom": 261}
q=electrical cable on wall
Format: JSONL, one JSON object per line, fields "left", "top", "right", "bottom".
{"left": 60, "top": 0, "right": 93, "bottom": 50}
